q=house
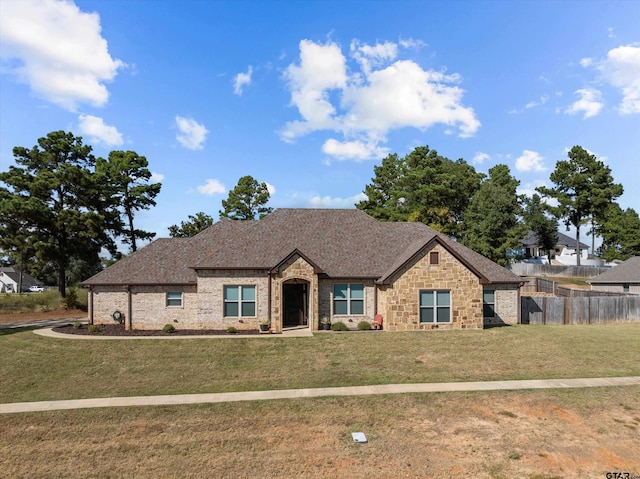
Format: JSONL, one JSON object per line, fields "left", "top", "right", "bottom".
{"left": 517, "top": 230, "right": 599, "bottom": 266}
{"left": 589, "top": 256, "right": 640, "bottom": 294}
{"left": 82, "top": 209, "right": 523, "bottom": 331}
{"left": 0, "top": 267, "right": 42, "bottom": 293}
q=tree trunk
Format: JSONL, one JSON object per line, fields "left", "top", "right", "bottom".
{"left": 127, "top": 207, "right": 137, "bottom": 252}
{"left": 575, "top": 226, "right": 581, "bottom": 267}
{"left": 58, "top": 264, "right": 66, "bottom": 298}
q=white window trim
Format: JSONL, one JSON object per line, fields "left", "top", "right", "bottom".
{"left": 223, "top": 285, "right": 257, "bottom": 318}
{"left": 419, "top": 290, "right": 452, "bottom": 324}
{"left": 333, "top": 283, "right": 365, "bottom": 316}
{"left": 166, "top": 291, "right": 183, "bottom": 308}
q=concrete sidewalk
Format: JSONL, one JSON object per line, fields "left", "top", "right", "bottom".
{"left": 2, "top": 376, "right": 639, "bottom": 414}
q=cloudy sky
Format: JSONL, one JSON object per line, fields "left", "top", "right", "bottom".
{"left": 1, "top": 0, "right": 638, "bottom": 245}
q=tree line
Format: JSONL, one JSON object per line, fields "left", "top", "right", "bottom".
{"left": 0, "top": 131, "right": 161, "bottom": 296}
{"left": 1, "top": 131, "right": 637, "bottom": 296}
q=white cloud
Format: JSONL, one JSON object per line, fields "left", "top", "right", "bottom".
{"left": 472, "top": 152, "right": 490, "bottom": 164}
{"left": 0, "top": 0, "right": 125, "bottom": 111}
{"left": 525, "top": 95, "right": 549, "bottom": 109}
{"left": 175, "top": 115, "right": 208, "bottom": 150}
{"left": 281, "top": 39, "right": 479, "bottom": 160}
{"left": 309, "top": 192, "right": 367, "bottom": 208}
{"left": 150, "top": 172, "right": 164, "bottom": 182}
{"left": 515, "top": 150, "right": 546, "bottom": 172}
{"left": 196, "top": 179, "right": 226, "bottom": 195}
{"left": 564, "top": 88, "right": 603, "bottom": 118}
{"left": 264, "top": 182, "right": 276, "bottom": 195}
{"left": 598, "top": 44, "right": 640, "bottom": 114}
{"left": 322, "top": 138, "right": 389, "bottom": 161}
{"left": 233, "top": 65, "right": 253, "bottom": 95}
{"left": 77, "top": 114, "right": 123, "bottom": 146}
{"left": 580, "top": 58, "right": 593, "bottom": 67}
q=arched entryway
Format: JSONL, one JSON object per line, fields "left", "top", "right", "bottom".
{"left": 282, "top": 279, "right": 309, "bottom": 328}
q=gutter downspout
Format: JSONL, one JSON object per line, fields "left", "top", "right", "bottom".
{"left": 127, "top": 286, "right": 132, "bottom": 330}
{"left": 88, "top": 287, "right": 94, "bottom": 325}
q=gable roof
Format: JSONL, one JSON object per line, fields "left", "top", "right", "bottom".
{"left": 83, "top": 209, "right": 522, "bottom": 286}
{"left": 589, "top": 256, "right": 640, "bottom": 284}
{"left": 0, "top": 267, "right": 42, "bottom": 286}
{"left": 520, "top": 230, "right": 588, "bottom": 250}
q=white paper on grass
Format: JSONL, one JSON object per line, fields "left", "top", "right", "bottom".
{"left": 351, "top": 432, "right": 367, "bottom": 443}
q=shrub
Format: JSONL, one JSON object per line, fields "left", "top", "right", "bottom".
{"left": 88, "top": 325, "right": 100, "bottom": 334}
{"left": 357, "top": 321, "right": 372, "bottom": 330}
{"left": 331, "top": 321, "right": 349, "bottom": 331}
{"left": 226, "top": 326, "right": 237, "bottom": 334}
{"left": 62, "top": 288, "right": 79, "bottom": 310}
{"left": 162, "top": 324, "right": 176, "bottom": 333}
{"left": 73, "top": 321, "right": 82, "bottom": 329}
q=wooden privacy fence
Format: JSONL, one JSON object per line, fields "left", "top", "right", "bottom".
{"left": 508, "top": 263, "right": 611, "bottom": 278}
{"left": 521, "top": 296, "right": 640, "bottom": 325}
{"left": 521, "top": 277, "right": 627, "bottom": 297}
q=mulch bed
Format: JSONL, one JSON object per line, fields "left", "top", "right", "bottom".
{"left": 52, "top": 323, "right": 265, "bottom": 336}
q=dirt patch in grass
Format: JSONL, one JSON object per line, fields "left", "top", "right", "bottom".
{"left": 0, "top": 309, "right": 86, "bottom": 324}
{"left": 1, "top": 388, "right": 638, "bottom": 478}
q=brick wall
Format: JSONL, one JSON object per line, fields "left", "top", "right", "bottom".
{"left": 318, "top": 279, "right": 376, "bottom": 329}
{"left": 197, "top": 269, "right": 269, "bottom": 331}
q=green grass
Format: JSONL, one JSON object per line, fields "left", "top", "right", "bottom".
{"left": 1, "top": 323, "right": 639, "bottom": 403}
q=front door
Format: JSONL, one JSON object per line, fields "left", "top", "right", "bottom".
{"left": 283, "top": 282, "right": 308, "bottom": 327}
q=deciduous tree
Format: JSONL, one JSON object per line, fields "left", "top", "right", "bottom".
{"left": 522, "top": 194, "right": 558, "bottom": 262}
{"left": 357, "top": 146, "right": 483, "bottom": 236}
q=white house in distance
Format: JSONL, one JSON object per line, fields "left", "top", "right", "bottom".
{"left": 518, "top": 231, "right": 604, "bottom": 266}
{"left": 0, "top": 267, "right": 42, "bottom": 293}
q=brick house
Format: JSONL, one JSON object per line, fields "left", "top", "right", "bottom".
{"left": 82, "top": 209, "right": 523, "bottom": 331}
{"left": 589, "top": 256, "right": 640, "bottom": 295}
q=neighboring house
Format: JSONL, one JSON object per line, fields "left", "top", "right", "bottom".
{"left": 82, "top": 209, "right": 523, "bottom": 331}
{"left": 517, "top": 230, "right": 598, "bottom": 266}
{"left": 589, "top": 256, "right": 640, "bottom": 294}
{"left": 0, "top": 267, "right": 42, "bottom": 293}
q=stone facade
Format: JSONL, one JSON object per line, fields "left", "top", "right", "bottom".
{"left": 88, "top": 246, "right": 521, "bottom": 331}
{"left": 378, "top": 244, "right": 484, "bottom": 330}
{"left": 270, "top": 254, "right": 318, "bottom": 332}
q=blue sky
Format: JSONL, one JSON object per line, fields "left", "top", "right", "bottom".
{"left": 1, "top": 0, "right": 639, "bottom": 249}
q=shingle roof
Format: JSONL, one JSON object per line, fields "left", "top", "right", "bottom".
{"left": 589, "top": 256, "right": 640, "bottom": 284}
{"left": 0, "top": 267, "right": 42, "bottom": 286}
{"left": 83, "top": 208, "right": 522, "bottom": 286}
{"left": 520, "top": 230, "right": 588, "bottom": 249}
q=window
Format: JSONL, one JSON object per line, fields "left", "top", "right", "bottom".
{"left": 623, "top": 284, "right": 630, "bottom": 293}
{"left": 419, "top": 290, "right": 451, "bottom": 323}
{"left": 224, "top": 285, "right": 256, "bottom": 317}
{"left": 483, "top": 289, "right": 495, "bottom": 318}
{"left": 429, "top": 251, "right": 439, "bottom": 265}
{"left": 333, "top": 283, "right": 364, "bottom": 315}
{"left": 166, "top": 291, "right": 183, "bottom": 307}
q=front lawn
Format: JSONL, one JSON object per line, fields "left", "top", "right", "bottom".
{"left": 1, "top": 323, "right": 639, "bottom": 403}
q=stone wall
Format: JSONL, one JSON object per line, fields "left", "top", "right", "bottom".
{"left": 270, "top": 255, "right": 317, "bottom": 332}
{"left": 197, "top": 269, "right": 269, "bottom": 330}
{"left": 378, "top": 243, "right": 484, "bottom": 330}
